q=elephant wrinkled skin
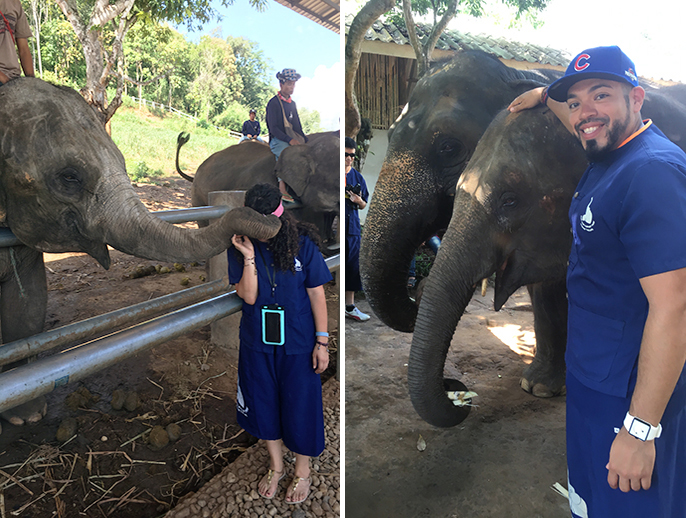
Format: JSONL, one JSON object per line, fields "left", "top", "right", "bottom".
{"left": 0, "top": 78, "right": 280, "bottom": 429}
{"left": 175, "top": 131, "right": 340, "bottom": 248}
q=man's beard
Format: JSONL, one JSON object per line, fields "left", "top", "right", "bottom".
{"left": 577, "top": 96, "right": 633, "bottom": 162}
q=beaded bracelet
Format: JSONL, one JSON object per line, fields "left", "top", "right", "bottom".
{"left": 244, "top": 257, "right": 255, "bottom": 266}
{"left": 316, "top": 341, "right": 329, "bottom": 350}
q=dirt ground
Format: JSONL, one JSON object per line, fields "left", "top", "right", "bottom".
{"left": 345, "top": 287, "right": 570, "bottom": 518}
{"left": 0, "top": 178, "right": 339, "bottom": 518}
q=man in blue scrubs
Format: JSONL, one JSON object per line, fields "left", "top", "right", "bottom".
{"left": 511, "top": 46, "right": 686, "bottom": 517}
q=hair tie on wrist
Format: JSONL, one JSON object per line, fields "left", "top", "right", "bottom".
{"left": 315, "top": 331, "right": 329, "bottom": 337}
{"left": 272, "top": 202, "right": 284, "bottom": 217}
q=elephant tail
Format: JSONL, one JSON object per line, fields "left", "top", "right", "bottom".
{"left": 175, "top": 132, "right": 195, "bottom": 182}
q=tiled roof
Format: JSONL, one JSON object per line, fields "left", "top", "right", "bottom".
{"left": 344, "top": 13, "right": 570, "bottom": 67}
{"left": 275, "top": 0, "right": 340, "bottom": 33}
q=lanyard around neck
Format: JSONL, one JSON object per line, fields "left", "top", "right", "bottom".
{"left": 257, "top": 245, "right": 277, "bottom": 299}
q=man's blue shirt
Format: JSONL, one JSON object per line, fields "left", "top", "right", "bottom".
{"left": 345, "top": 167, "right": 369, "bottom": 237}
{"left": 228, "top": 235, "right": 332, "bottom": 355}
{"left": 567, "top": 121, "right": 686, "bottom": 398}
{"left": 241, "top": 119, "right": 261, "bottom": 137}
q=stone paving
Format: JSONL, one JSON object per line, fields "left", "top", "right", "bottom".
{"left": 166, "top": 378, "right": 340, "bottom": 518}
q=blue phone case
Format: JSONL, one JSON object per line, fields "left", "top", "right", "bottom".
{"left": 261, "top": 305, "right": 285, "bottom": 346}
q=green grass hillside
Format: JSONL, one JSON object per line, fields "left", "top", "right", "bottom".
{"left": 110, "top": 98, "right": 240, "bottom": 183}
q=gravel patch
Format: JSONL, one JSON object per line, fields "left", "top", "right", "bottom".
{"left": 166, "top": 378, "right": 340, "bottom": 518}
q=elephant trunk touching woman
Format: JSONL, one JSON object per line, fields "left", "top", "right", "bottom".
{"left": 0, "top": 78, "right": 279, "bottom": 429}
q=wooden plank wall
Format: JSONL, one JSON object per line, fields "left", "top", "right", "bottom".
{"left": 354, "top": 53, "right": 415, "bottom": 129}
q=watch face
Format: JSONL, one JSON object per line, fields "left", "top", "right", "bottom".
{"left": 629, "top": 419, "right": 650, "bottom": 441}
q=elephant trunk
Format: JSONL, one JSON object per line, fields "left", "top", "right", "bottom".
{"left": 90, "top": 174, "right": 279, "bottom": 267}
{"left": 360, "top": 157, "right": 445, "bottom": 332}
{"left": 408, "top": 197, "right": 495, "bottom": 427}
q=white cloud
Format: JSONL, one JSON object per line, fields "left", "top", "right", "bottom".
{"left": 292, "top": 62, "right": 342, "bottom": 131}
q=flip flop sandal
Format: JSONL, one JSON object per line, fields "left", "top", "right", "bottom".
{"left": 286, "top": 476, "right": 311, "bottom": 504}
{"left": 258, "top": 469, "right": 285, "bottom": 499}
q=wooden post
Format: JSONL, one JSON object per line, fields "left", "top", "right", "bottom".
{"left": 208, "top": 191, "right": 245, "bottom": 348}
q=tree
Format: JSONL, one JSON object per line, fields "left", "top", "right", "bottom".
{"left": 52, "top": 0, "right": 266, "bottom": 126}
{"left": 226, "top": 36, "right": 272, "bottom": 109}
{"left": 187, "top": 33, "right": 242, "bottom": 121}
{"left": 124, "top": 22, "right": 192, "bottom": 108}
{"left": 21, "top": 0, "right": 50, "bottom": 76}
{"left": 39, "top": 16, "right": 86, "bottom": 86}
{"left": 345, "top": 0, "right": 396, "bottom": 138}
{"left": 400, "top": 0, "right": 547, "bottom": 78}
{"left": 346, "top": 0, "right": 548, "bottom": 137}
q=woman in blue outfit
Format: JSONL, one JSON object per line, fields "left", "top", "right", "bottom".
{"left": 228, "top": 183, "right": 332, "bottom": 504}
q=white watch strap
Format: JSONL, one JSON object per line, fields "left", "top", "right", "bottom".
{"left": 624, "top": 412, "right": 662, "bottom": 441}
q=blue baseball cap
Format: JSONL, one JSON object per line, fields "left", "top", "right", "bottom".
{"left": 548, "top": 46, "right": 639, "bottom": 102}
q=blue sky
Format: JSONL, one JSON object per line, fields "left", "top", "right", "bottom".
{"left": 180, "top": 0, "right": 342, "bottom": 129}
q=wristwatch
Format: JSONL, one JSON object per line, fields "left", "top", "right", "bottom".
{"left": 624, "top": 412, "right": 662, "bottom": 441}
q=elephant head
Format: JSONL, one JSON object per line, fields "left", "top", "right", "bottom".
{"left": 275, "top": 132, "right": 340, "bottom": 215}
{"left": 0, "top": 78, "right": 280, "bottom": 267}
{"left": 408, "top": 106, "right": 587, "bottom": 427}
{"left": 360, "top": 51, "right": 560, "bottom": 332}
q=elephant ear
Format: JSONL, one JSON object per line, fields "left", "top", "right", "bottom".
{"left": 276, "top": 145, "right": 317, "bottom": 199}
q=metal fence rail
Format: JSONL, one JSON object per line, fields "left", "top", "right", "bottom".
{"left": 0, "top": 255, "right": 339, "bottom": 413}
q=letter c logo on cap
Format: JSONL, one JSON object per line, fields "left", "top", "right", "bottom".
{"left": 575, "top": 54, "right": 591, "bottom": 72}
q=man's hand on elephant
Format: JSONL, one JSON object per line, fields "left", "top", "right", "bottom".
{"left": 289, "top": 138, "right": 300, "bottom": 146}
{"left": 606, "top": 427, "right": 655, "bottom": 492}
{"left": 508, "top": 87, "right": 547, "bottom": 113}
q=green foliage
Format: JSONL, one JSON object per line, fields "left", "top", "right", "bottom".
{"left": 134, "top": 0, "right": 267, "bottom": 32}
{"left": 299, "top": 107, "right": 323, "bottom": 134}
{"left": 39, "top": 18, "right": 86, "bottom": 84}
{"left": 30, "top": 6, "right": 274, "bottom": 127}
{"left": 387, "top": 0, "right": 548, "bottom": 28}
{"left": 186, "top": 33, "right": 243, "bottom": 120}
{"left": 226, "top": 36, "right": 273, "bottom": 109}
{"left": 213, "top": 102, "right": 251, "bottom": 131}
{"left": 110, "top": 101, "right": 236, "bottom": 180}
{"left": 414, "top": 247, "right": 436, "bottom": 279}
{"left": 129, "top": 161, "right": 164, "bottom": 183}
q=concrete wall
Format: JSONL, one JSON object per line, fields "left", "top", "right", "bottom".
{"left": 358, "top": 128, "right": 389, "bottom": 226}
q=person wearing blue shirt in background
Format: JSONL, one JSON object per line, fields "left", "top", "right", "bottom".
{"left": 228, "top": 183, "right": 332, "bottom": 504}
{"left": 344, "top": 137, "right": 370, "bottom": 322}
{"left": 265, "top": 68, "right": 308, "bottom": 202}
{"left": 510, "top": 46, "right": 686, "bottom": 518}
{"left": 238, "top": 109, "right": 264, "bottom": 143}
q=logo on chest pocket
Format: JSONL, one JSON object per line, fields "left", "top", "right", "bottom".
{"left": 294, "top": 258, "right": 303, "bottom": 272}
{"left": 580, "top": 197, "right": 595, "bottom": 232}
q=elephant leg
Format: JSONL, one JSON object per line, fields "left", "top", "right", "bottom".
{"left": 520, "top": 280, "right": 567, "bottom": 398}
{"left": 0, "top": 247, "right": 48, "bottom": 427}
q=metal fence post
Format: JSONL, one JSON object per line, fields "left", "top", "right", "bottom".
{"left": 208, "top": 191, "right": 246, "bottom": 348}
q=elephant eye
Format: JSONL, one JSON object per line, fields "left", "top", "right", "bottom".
{"left": 500, "top": 192, "right": 518, "bottom": 209}
{"left": 435, "top": 137, "right": 469, "bottom": 167}
{"left": 52, "top": 168, "right": 83, "bottom": 196}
